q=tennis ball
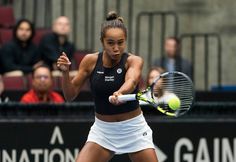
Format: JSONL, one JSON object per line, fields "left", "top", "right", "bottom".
{"left": 168, "top": 96, "right": 181, "bottom": 110}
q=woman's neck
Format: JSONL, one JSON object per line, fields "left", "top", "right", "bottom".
{"left": 102, "top": 51, "right": 121, "bottom": 68}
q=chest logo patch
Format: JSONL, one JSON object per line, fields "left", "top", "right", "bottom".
{"left": 117, "top": 68, "right": 122, "bottom": 74}
{"left": 105, "top": 76, "right": 114, "bottom": 82}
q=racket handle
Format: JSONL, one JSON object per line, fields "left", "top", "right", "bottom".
{"left": 108, "top": 94, "right": 136, "bottom": 102}
{"left": 117, "top": 94, "right": 136, "bottom": 101}
{"left": 139, "top": 100, "right": 149, "bottom": 105}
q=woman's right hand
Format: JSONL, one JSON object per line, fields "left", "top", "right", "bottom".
{"left": 109, "top": 91, "right": 125, "bottom": 105}
{"left": 57, "top": 52, "right": 71, "bottom": 72}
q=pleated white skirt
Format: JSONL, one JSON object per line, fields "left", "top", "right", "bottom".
{"left": 87, "top": 113, "right": 155, "bottom": 154}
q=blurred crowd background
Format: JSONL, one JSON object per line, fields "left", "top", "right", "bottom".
{"left": 1, "top": 1, "right": 236, "bottom": 162}
{"left": 0, "top": 0, "right": 236, "bottom": 103}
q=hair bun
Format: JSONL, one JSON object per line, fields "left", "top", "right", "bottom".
{"left": 106, "top": 11, "right": 118, "bottom": 21}
{"left": 106, "top": 11, "right": 124, "bottom": 23}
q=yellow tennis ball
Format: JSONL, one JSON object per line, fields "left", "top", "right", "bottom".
{"left": 168, "top": 96, "right": 181, "bottom": 110}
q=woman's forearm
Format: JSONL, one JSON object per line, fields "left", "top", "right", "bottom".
{"left": 61, "top": 71, "right": 78, "bottom": 101}
{"left": 117, "top": 78, "right": 138, "bottom": 94}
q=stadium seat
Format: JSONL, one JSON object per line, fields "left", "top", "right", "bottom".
{"left": 0, "top": 28, "right": 51, "bottom": 46}
{"left": 3, "top": 76, "right": 27, "bottom": 90}
{"left": 54, "top": 73, "right": 90, "bottom": 92}
{"left": 211, "top": 85, "right": 236, "bottom": 91}
{"left": 0, "top": 6, "right": 15, "bottom": 28}
{"left": 73, "top": 50, "right": 88, "bottom": 67}
{"left": 3, "top": 70, "right": 23, "bottom": 77}
{"left": 52, "top": 76, "right": 62, "bottom": 90}
{"left": 0, "top": 28, "right": 12, "bottom": 45}
{"left": 33, "top": 28, "right": 51, "bottom": 45}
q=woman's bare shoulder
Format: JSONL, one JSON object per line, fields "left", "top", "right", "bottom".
{"left": 127, "top": 53, "right": 143, "bottom": 64}
{"left": 82, "top": 52, "right": 99, "bottom": 63}
{"left": 78, "top": 52, "right": 99, "bottom": 73}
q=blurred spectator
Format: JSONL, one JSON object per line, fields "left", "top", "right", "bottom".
{"left": 0, "top": 75, "right": 9, "bottom": 102}
{"left": 146, "top": 67, "right": 165, "bottom": 87}
{"left": 39, "top": 16, "right": 75, "bottom": 70}
{"left": 0, "top": 75, "right": 4, "bottom": 97}
{"left": 139, "top": 67, "right": 165, "bottom": 110}
{"left": 153, "top": 37, "right": 192, "bottom": 79}
{"left": 0, "top": 19, "right": 42, "bottom": 75}
{"left": 20, "top": 65, "right": 64, "bottom": 103}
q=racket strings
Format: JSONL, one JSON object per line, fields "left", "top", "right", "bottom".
{"left": 152, "top": 73, "right": 194, "bottom": 116}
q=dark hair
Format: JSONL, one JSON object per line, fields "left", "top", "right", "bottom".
{"left": 100, "top": 11, "right": 127, "bottom": 41}
{"left": 13, "top": 18, "right": 35, "bottom": 43}
{"left": 32, "top": 64, "right": 52, "bottom": 78}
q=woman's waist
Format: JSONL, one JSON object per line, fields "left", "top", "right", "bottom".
{"left": 95, "top": 107, "right": 142, "bottom": 122}
{"left": 94, "top": 98, "right": 139, "bottom": 116}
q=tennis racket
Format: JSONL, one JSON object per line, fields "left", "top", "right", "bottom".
{"left": 109, "top": 71, "right": 194, "bottom": 117}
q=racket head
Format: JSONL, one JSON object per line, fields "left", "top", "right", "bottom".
{"left": 148, "top": 71, "right": 194, "bottom": 117}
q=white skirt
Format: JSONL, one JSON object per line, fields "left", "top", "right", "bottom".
{"left": 86, "top": 113, "right": 155, "bottom": 154}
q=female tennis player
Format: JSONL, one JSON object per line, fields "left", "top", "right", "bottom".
{"left": 57, "top": 11, "right": 158, "bottom": 162}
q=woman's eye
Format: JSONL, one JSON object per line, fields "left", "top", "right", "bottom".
{"left": 107, "top": 42, "right": 114, "bottom": 45}
{"left": 118, "top": 41, "right": 124, "bottom": 45}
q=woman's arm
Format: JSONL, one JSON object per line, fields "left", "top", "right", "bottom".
{"left": 118, "top": 54, "right": 143, "bottom": 94}
{"left": 57, "top": 52, "right": 97, "bottom": 101}
{"left": 109, "top": 54, "right": 143, "bottom": 104}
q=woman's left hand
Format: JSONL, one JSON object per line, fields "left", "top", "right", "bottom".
{"left": 109, "top": 91, "right": 124, "bottom": 105}
{"left": 57, "top": 52, "right": 71, "bottom": 72}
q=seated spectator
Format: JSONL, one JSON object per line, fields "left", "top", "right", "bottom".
{"left": 138, "top": 67, "right": 165, "bottom": 108}
{"left": 0, "top": 75, "right": 9, "bottom": 102}
{"left": 0, "top": 19, "right": 42, "bottom": 75}
{"left": 146, "top": 66, "right": 165, "bottom": 87}
{"left": 20, "top": 65, "right": 64, "bottom": 103}
{"left": 153, "top": 37, "right": 193, "bottom": 79}
{"left": 39, "top": 16, "right": 75, "bottom": 70}
{"left": 0, "top": 75, "right": 3, "bottom": 94}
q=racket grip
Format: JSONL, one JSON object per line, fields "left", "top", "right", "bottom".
{"left": 117, "top": 94, "right": 136, "bottom": 101}
{"left": 139, "top": 100, "right": 149, "bottom": 105}
{"left": 108, "top": 94, "right": 136, "bottom": 102}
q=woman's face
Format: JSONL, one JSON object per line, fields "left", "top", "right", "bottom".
{"left": 16, "top": 22, "right": 32, "bottom": 42}
{"left": 148, "top": 70, "right": 161, "bottom": 86}
{"left": 102, "top": 28, "right": 126, "bottom": 61}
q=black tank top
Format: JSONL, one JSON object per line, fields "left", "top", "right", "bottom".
{"left": 90, "top": 52, "right": 139, "bottom": 115}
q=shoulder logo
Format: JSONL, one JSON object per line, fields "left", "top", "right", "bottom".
{"left": 117, "top": 68, "right": 122, "bottom": 74}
